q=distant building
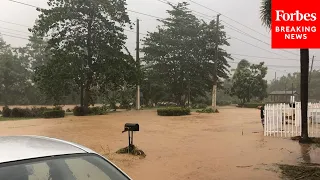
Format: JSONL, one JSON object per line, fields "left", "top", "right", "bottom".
{"left": 268, "top": 90, "right": 299, "bottom": 103}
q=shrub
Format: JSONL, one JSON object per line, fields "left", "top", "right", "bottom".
{"left": 73, "top": 106, "right": 89, "bottom": 116}
{"left": 2, "top": 106, "right": 11, "bottom": 117}
{"left": 52, "top": 106, "right": 63, "bottom": 111}
{"left": 157, "top": 107, "right": 191, "bottom": 116}
{"left": 66, "top": 108, "right": 72, "bottom": 112}
{"left": 192, "top": 103, "right": 208, "bottom": 109}
{"left": 196, "top": 107, "right": 219, "bottom": 113}
{"left": 242, "top": 103, "right": 264, "bottom": 108}
{"left": 217, "top": 100, "right": 232, "bottom": 106}
{"left": 43, "top": 110, "right": 65, "bottom": 118}
{"left": 11, "top": 108, "right": 32, "bottom": 117}
{"left": 89, "top": 107, "right": 106, "bottom": 115}
{"left": 30, "top": 107, "right": 49, "bottom": 117}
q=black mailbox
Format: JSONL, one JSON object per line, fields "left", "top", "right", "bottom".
{"left": 122, "top": 123, "right": 140, "bottom": 152}
{"left": 123, "top": 123, "right": 139, "bottom": 133}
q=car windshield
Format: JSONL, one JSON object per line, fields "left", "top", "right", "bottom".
{"left": 0, "top": 154, "right": 129, "bottom": 180}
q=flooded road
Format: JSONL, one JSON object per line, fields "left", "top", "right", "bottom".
{"left": 0, "top": 106, "right": 319, "bottom": 179}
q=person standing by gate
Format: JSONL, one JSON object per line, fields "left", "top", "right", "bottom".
{"left": 260, "top": 105, "right": 265, "bottom": 128}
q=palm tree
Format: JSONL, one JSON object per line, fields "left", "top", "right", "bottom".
{"left": 260, "top": 0, "right": 310, "bottom": 143}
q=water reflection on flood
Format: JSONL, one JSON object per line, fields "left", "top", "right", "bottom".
{"left": 299, "top": 143, "right": 320, "bottom": 164}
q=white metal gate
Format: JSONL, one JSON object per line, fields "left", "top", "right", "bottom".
{"left": 264, "top": 102, "right": 320, "bottom": 137}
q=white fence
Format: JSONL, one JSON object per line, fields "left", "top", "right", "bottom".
{"left": 264, "top": 102, "right": 320, "bottom": 137}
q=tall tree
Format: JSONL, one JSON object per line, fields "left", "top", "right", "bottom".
{"left": 30, "top": 0, "right": 137, "bottom": 107}
{"left": 142, "top": 2, "right": 231, "bottom": 106}
{"left": 230, "top": 59, "right": 268, "bottom": 104}
{"left": 0, "top": 36, "right": 30, "bottom": 105}
{"left": 260, "top": 0, "right": 310, "bottom": 143}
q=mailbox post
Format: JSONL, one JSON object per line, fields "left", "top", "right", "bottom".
{"left": 122, "top": 123, "right": 139, "bottom": 153}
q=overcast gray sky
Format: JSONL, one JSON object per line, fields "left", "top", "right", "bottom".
{"left": 0, "top": 0, "right": 319, "bottom": 81}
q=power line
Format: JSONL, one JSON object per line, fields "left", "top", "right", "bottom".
{"left": 156, "top": 0, "right": 215, "bottom": 21}
{"left": 187, "top": 0, "right": 270, "bottom": 39}
{"left": 8, "top": 0, "right": 165, "bottom": 21}
{"left": 0, "top": 33, "right": 29, "bottom": 40}
{"left": 0, "top": 26, "right": 31, "bottom": 34}
{"left": 0, "top": 20, "right": 29, "bottom": 28}
{"left": 230, "top": 53, "right": 302, "bottom": 61}
{"left": 222, "top": 21, "right": 300, "bottom": 57}
{"left": 6, "top": 0, "right": 300, "bottom": 59}
{"left": 0, "top": 30, "right": 30, "bottom": 37}
{"left": 229, "top": 35, "right": 291, "bottom": 58}
{"left": 8, "top": 0, "right": 38, "bottom": 8}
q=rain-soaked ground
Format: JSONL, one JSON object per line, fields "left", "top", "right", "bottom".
{"left": 0, "top": 106, "right": 320, "bottom": 180}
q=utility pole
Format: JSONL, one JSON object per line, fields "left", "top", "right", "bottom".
{"left": 136, "top": 19, "right": 140, "bottom": 110}
{"left": 309, "top": 55, "right": 315, "bottom": 84}
{"left": 274, "top": 72, "right": 277, "bottom": 82}
{"left": 212, "top": 14, "right": 220, "bottom": 110}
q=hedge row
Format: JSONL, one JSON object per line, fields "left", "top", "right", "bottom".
{"left": 73, "top": 106, "right": 108, "bottom": 116}
{"left": 242, "top": 103, "right": 265, "bottom": 108}
{"left": 196, "top": 107, "right": 219, "bottom": 113}
{"left": 2, "top": 106, "right": 65, "bottom": 118}
{"left": 43, "top": 110, "right": 65, "bottom": 118}
{"left": 157, "top": 107, "right": 191, "bottom": 116}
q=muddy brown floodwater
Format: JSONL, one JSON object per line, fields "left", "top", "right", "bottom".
{"left": 0, "top": 106, "right": 319, "bottom": 180}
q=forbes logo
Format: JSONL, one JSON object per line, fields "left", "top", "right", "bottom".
{"left": 275, "top": 10, "right": 317, "bottom": 21}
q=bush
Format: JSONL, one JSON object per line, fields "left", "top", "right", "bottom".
{"left": 30, "top": 107, "right": 49, "bottom": 117}
{"left": 217, "top": 100, "right": 232, "bottom": 106}
{"left": 157, "top": 107, "right": 191, "bottom": 116}
{"left": 73, "top": 106, "right": 89, "bottom": 116}
{"left": 192, "top": 103, "right": 208, "bottom": 109}
{"left": 73, "top": 106, "right": 108, "bottom": 116}
{"left": 89, "top": 106, "right": 107, "bottom": 115}
{"left": 242, "top": 103, "right": 264, "bottom": 108}
{"left": 2, "top": 106, "right": 11, "bottom": 117}
{"left": 11, "top": 108, "right": 32, "bottom": 117}
{"left": 66, "top": 108, "right": 72, "bottom": 112}
{"left": 196, "top": 107, "right": 219, "bottom": 113}
{"left": 43, "top": 110, "right": 65, "bottom": 118}
{"left": 52, "top": 106, "right": 63, "bottom": 111}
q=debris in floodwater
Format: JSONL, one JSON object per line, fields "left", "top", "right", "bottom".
{"left": 236, "top": 165, "right": 252, "bottom": 168}
{"left": 291, "top": 136, "right": 320, "bottom": 144}
{"left": 278, "top": 164, "right": 320, "bottom": 180}
{"left": 116, "top": 145, "right": 146, "bottom": 158}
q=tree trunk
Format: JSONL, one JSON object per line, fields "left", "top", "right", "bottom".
{"left": 80, "top": 84, "right": 84, "bottom": 107}
{"left": 299, "top": 48, "right": 311, "bottom": 143}
{"left": 83, "top": 13, "right": 94, "bottom": 108}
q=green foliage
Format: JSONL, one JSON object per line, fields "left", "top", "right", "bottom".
{"left": 260, "top": 0, "right": 271, "bottom": 28}
{"left": 0, "top": 37, "right": 32, "bottom": 105}
{"left": 2, "top": 106, "right": 11, "bottom": 117}
{"left": 89, "top": 106, "right": 108, "bottom": 115}
{"left": 217, "top": 100, "right": 232, "bottom": 106}
{"left": 192, "top": 103, "right": 208, "bottom": 109}
{"left": 11, "top": 108, "right": 33, "bottom": 117}
{"left": 2, "top": 106, "right": 63, "bottom": 118}
{"left": 230, "top": 60, "right": 268, "bottom": 105}
{"left": 141, "top": 2, "right": 231, "bottom": 105}
{"left": 31, "top": 0, "right": 138, "bottom": 107}
{"left": 196, "top": 107, "right": 219, "bottom": 113}
{"left": 73, "top": 105, "right": 108, "bottom": 116}
{"left": 43, "top": 110, "right": 65, "bottom": 118}
{"left": 242, "top": 103, "right": 265, "bottom": 108}
{"left": 157, "top": 107, "right": 191, "bottom": 116}
{"left": 268, "top": 70, "right": 320, "bottom": 101}
{"left": 73, "top": 106, "right": 89, "bottom": 116}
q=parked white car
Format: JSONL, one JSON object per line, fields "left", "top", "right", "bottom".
{"left": 0, "top": 136, "right": 132, "bottom": 180}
